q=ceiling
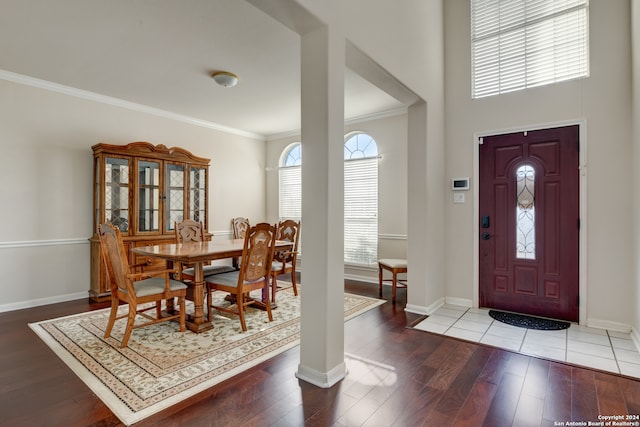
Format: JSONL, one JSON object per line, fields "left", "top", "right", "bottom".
{"left": 0, "top": 0, "right": 406, "bottom": 138}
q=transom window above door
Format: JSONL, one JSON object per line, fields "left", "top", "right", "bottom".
{"left": 471, "top": 0, "right": 590, "bottom": 98}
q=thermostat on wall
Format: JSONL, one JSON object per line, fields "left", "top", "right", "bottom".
{"left": 452, "top": 177, "right": 470, "bottom": 191}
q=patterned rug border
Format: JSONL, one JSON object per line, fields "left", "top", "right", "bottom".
{"left": 29, "top": 289, "right": 384, "bottom": 426}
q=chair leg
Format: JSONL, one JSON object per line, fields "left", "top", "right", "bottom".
{"left": 271, "top": 275, "right": 278, "bottom": 303}
{"left": 264, "top": 289, "right": 273, "bottom": 322}
{"left": 104, "top": 298, "right": 119, "bottom": 339}
{"left": 237, "top": 293, "right": 247, "bottom": 332}
{"left": 290, "top": 270, "right": 298, "bottom": 296}
{"left": 392, "top": 271, "right": 397, "bottom": 303}
{"left": 178, "top": 296, "right": 186, "bottom": 332}
{"left": 378, "top": 264, "right": 384, "bottom": 298}
{"left": 121, "top": 304, "right": 137, "bottom": 348}
{"left": 155, "top": 301, "right": 162, "bottom": 319}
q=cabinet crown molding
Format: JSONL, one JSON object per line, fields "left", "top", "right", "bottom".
{"left": 92, "top": 141, "right": 211, "bottom": 165}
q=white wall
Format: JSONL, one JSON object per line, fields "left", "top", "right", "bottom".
{"left": 0, "top": 78, "right": 265, "bottom": 311}
{"left": 632, "top": 0, "right": 640, "bottom": 338}
{"left": 444, "top": 0, "right": 634, "bottom": 330}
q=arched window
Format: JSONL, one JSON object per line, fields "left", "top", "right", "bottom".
{"left": 277, "top": 134, "right": 379, "bottom": 267}
{"left": 344, "top": 133, "right": 379, "bottom": 266}
{"left": 279, "top": 143, "right": 301, "bottom": 221}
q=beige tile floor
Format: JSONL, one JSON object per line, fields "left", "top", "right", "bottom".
{"left": 413, "top": 304, "right": 640, "bottom": 378}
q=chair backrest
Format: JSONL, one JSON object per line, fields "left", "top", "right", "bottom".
{"left": 98, "top": 223, "right": 132, "bottom": 294}
{"left": 238, "top": 223, "right": 277, "bottom": 283}
{"left": 232, "top": 217, "right": 250, "bottom": 239}
{"left": 275, "top": 219, "right": 301, "bottom": 262}
{"left": 175, "top": 219, "right": 205, "bottom": 243}
{"left": 277, "top": 219, "right": 300, "bottom": 247}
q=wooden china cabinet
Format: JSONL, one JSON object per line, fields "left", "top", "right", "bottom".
{"left": 89, "top": 142, "right": 210, "bottom": 302}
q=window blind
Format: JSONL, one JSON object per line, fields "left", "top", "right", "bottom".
{"left": 472, "top": 0, "right": 589, "bottom": 99}
{"left": 279, "top": 164, "right": 302, "bottom": 259}
{"left": 279, "top": 165, "right": 301, "bottom": 220}
{"left": 344, "top": 157, "right": 378, "bottom": 266}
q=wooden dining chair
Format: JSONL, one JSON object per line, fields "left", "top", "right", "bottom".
{"left": 174, "top": 219, "right": 234, "bottom": 282}
{"left": 98, "top": 223, "right": 187, "bottom": 348}
{"left": 231, "top": 217, "right": 250, "bottom": 269}
{"left": 232, "top": 217, "right": 250, "bottom": 239}
{"left": 270, "top": 219, "right": 300, "bottom": 303}
{"left": 205, "top": 222, "right": 276, "bottom": 331}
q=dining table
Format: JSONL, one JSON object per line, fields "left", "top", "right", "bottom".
{"left": 131, "top": 238, "right": 291, "bottom": 333}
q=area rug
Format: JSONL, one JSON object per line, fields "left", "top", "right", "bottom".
{"left": 489, "top": 310, "right": 570, "bottom": 330}
{"left": 29, "top": 285, "right": 384, "bottom": 426}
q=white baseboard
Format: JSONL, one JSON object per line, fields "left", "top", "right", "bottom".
{"left": 631, "top": 328, "right": 640, "bottom": 353}
{"left": 445, "top": 297, "right": 472, "bottom": 308}
{"left": 344, "top": 272, "right": 377, "bottom": 284}
{"left": 405, "top": 297, "right": 445, "bottom": 316}
{"left": 0, "top": 291, "right": 88, "bottom": 313}
{"left": 295, "top": 361, "right": 347, "bottom": 388}
{"left": 585, "top": 318, "right": 632, "bottom": 334}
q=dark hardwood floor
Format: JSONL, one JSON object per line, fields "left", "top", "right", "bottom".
{"left": 2, "top": 280, "right": 639, "bottom": 426}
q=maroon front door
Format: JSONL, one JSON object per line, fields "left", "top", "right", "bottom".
{"left": 479, "top": 125, "right": 579, "bottom": 322}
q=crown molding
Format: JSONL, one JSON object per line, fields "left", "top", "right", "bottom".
{"left": 266, "top": 107, "right": 407, "bottom": 141}
{"left": 0, "top": 69, "right": 264, "bottom": 141}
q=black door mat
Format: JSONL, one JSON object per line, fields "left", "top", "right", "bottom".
{"left": 489, "top": 310, "right": 570, "bottom": 330}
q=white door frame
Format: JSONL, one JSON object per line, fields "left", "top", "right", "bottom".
{"left": 472, "top": 119, "right": 588, "bottom": 325}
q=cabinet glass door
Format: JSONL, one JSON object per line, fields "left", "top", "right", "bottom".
{"left": 137, "top": 160, "right": 160, "bottom": 232}
{"left": 105, "top": 157, "right": 129, "bottom": 232}
{"left": 166, "top": 163, "right": 185, "bottom": 232}
{"left": 190, "top": 166, "right": 206, "bottom": 223}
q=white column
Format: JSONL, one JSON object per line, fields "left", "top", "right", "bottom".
{"left": 295, "top": 24, "right": 346, "bottom": 388}
{"left": 406, "top": 102, "right": 429, "bottom": 312}
{"left": 406, "top": 100, "right": 446, "bottom": 314}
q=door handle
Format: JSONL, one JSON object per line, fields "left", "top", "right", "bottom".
{"left": 481, "top": 232, "right": 492, "bottom": 240}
